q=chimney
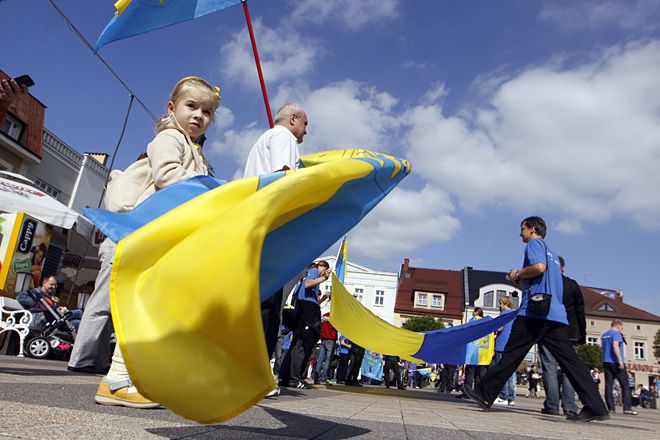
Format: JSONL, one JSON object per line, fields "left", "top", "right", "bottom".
{"left": 403, "top": 258, "right": 409, "bottom": 273}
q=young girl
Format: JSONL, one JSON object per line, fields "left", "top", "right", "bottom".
{"left": 91, "top": 76, "right": 221, "bottom": 408}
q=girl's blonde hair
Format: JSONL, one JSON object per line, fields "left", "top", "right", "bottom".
{"left": 155, "top": 76, "right": 221, "bottom": 136}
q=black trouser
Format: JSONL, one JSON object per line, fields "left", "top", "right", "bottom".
{"left": 477, "top": 317, "right": 607, "bottom": 415}
{"left": 440, "top": 365, "right": 457, "bottom": 393}
{"left": 336, "top": 353, "right": 350, "bottom": 383}
{"left": 278, "top": 323, "right": 320, "bottom": 384}
{"left": 384, "top": 360, "right": 402, "bottom": 388}
{"left": 261, "top": 288, "right": 284, "bottom": 358}
{"left": 603, "top": 362, "right": 633, "bottom": 411}
{"left": 464, "top": 365, "right": 488, "bottom": 391}
{"left": 345, "top": 347, "right": 365, "bottom": 383}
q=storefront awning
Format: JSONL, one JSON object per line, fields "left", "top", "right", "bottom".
{"left": 0, "top": 174, "right": 94, "bottom": 236}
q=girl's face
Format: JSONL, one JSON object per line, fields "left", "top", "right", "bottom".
{"left": 168, "top": 86, "right": 216, "bottom": 139}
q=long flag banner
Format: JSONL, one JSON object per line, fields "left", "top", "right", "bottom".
{"left": 334, "top": 236, "right": 348, "bottom": 283}
{"left": 83, "top": 149, "right": 410, "bottom": 423}
{"left": 329, "top": 274, "right": 518, "bottom": 365}
{"left": 95, "top": 0, "right": 243, "bottom": 50}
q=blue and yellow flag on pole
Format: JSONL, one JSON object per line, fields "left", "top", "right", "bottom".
{"left": 334, "top": 236, "right": 348, "bottom": 284}
{"left": 95, "top": 0, "right": 242, "bottom": 50}
{"left": 84, "top": 149, "right": 410, "bottom": 423}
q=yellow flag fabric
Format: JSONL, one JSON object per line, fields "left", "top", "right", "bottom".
{"left": 330, "top": 273, "right": 425, "bottom": 361}
{"left": 107, "top": 150, "right": 410, "bottom": 424}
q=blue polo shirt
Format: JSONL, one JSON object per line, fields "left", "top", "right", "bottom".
{"left": 495, "top": 309, "right": 515, "bottom": 352}
{"left": 338, "top": 335, "right": 350, "bottom": 355}
{"left": 602, "top": 329, "right": 625, "bottom": 364}
{"left": 517, "top": 238, "right": 567, "bottom": 325}
{"left": 298, "top": 267, "right": 321, "bottom": 304}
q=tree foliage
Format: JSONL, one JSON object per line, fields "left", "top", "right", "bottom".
{"left": 578, "top": 344, "right": 603, "bottom": 371}
{"left": 402, "top": 315, "right": 445, "bottom": 332}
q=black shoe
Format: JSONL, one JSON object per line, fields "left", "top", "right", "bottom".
{"left": 67, "top": 365, "right": 109, "bottom": 375}
{"left": 566, "top": 409, "right": 611, "bottom": 422}
{"left": 398, "top": 386, "right": 406, "bottom": 390}
{"left": 541, "top": 408, "right": 560, "bottom": 416}
{"left": 296, "top": 381, "right": 312, "bottom": 389}
{"left": 564, "top": 411, "right": 577, "bottom": 418}
{"left": 462, "top": 386, "right": 491, "bottom": 411}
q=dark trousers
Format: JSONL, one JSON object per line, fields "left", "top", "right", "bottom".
{"left": 603, "top": 362, "right": 633, "bottom": 411}
{"left": 464, "top": 365, "right": 488, "bottom": 390}
{"left": 477, "top": 317, "right": 607, "bottom": 415}
{"left": 336, "top": 353, "right": 350, "bottom": 383}
{"left": 345, "top": 348, "right": 365, "bottom": 383}
{"left": 278, "top": 324, "right": 320, "bottom": 384}
{"left": 384, "top": 360, "right": 403, "bottom": 388}
{"left": 261, "top": 288, "right": 284, "bottom": 358}
{"left": 440, "top": 365, "right": 457, "bottom": 393}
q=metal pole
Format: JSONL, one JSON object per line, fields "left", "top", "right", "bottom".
{"left": 242, "top": 0, "right": 274, "bottom": 128}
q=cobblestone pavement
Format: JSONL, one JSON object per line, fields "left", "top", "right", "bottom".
{"left": 1, "top": 356, "right": 658, "bottom": 439}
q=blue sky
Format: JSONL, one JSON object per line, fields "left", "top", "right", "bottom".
{"left": 2, "top": 0, "right": 659, "bottom": 313}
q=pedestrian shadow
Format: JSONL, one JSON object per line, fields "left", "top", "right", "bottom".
{"left": 0, "top": 365, "right": 73, "bottom": 377}
{"left": 146, "top": 406, "right": 371, "bottom": 439}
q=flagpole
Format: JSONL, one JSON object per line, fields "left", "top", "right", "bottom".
{"left": 242, "top": 0, "right": 274, "bottom": 128}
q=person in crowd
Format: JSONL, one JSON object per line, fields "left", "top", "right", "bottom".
{"left": 273, "top": 324, "right": 293, "bottom": 378}
{"left": 335, "top": 334, "right": 352, "bottom": 384}
{"left": 538, "top": 255, "right": 584, "bottom": 416}
{"left": 345, "top": 340, "right": 366, "bottom": 387}
{"left": 527, "top": 366, "right": 541, "bottom": 398}
{"left": 602, "top": 320, "right": 638, "bottom": 415}
{"left": 637, "top": 384, "right": 649, "bottom": 408}
{"left": 88, "top": 76, "right": 219, "bottom": 408}
{"left": 464, "top": 216, "right": 609, "bottom": 422}
{"left": 314, "top": 312, "right": 338, "bottom": 385}
{"left": 278, "top": 261, "right": 331, "bottom": 389}
{"left": 16, "top": 274, "right": 83, "bottom": 330}
{"left": 0, "top": 77, "right": 27, "bottom": 125}
{"left": 493, "top": 296, "right": 517, "bottom": 406}
{"left": 458, "top": 308, "right": 491, "bottom": 398}
{"left": 438, "top": 364, "right": 457, "bottom": 394}
{"left": 383, "top": 354, "right": 405, "bottom": 389}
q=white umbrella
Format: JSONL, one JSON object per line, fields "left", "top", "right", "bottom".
{"left": 0, "top": 174, "right": 94, "bottom": 236}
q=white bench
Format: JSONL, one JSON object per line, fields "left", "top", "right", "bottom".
{"left": 0, "top": 297, "right": 33, "bottom": 357}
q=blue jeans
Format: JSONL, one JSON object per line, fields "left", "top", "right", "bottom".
{"left": 314, "top": 339, "right": 336, "bottom": 382}
{"left": 539, "top": 343, "right": 578, "bottom": 413}
{"left": 494, "top": 352, "right": 516, "bottom": 401}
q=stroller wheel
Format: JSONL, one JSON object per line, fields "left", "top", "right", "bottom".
{"left": 27, "top": 337, "right": 51, "bottom": 359}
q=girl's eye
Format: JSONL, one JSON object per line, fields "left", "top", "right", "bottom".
{"left": 203, "top": 110, "right": 211, "bottom": 116}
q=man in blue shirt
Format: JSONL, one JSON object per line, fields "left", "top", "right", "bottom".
{"left": 464, "top": 216, "right": 609, "bottom": 422}
{"left": 278, "top": 260, "right": 331, "bottom": 389}
{"left": 335, "top": 334, "right": 352, "bottom": 384}
{"left": 602, "top": 320, "right": 638, "bottom": 415}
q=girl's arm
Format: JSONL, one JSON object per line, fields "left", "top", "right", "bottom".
{"left": 147, "top": 130, "right": 199, "bottom": 188}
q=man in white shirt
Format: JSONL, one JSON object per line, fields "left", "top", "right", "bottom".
{"left": 244, "top": 103, "right": 308, "bottom": 177}
{"left": 244, "top": 102, "right": 308, "bottom": 396}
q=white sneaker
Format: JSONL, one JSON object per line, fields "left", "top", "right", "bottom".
{"left": 266, "top": 386, "right": 280, "bottom": 397}
{"left": 494, "top": 397, "right": 509, "bottom": 406}
{"left": 508, "top": 400, "right": 515, "bottom": 406}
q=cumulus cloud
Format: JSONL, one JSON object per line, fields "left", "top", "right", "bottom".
{"left": 539, "top": 0, "right": 660, "bottom": 32}
{"left": 219, "top": 19, "right": 319, "bottom": 89}
{"left": 290, "top": 0, "right": 400, "bottom": 30}
{"left": 349, "top": 185, "right": 461, "bottom": 260}
{"left": 209, "top": 120, "right": 264, "bottom": 166}
{"left": 403, "top": 40, "right": 660, "bottom": 228}
{"left": 555, "top": 219, "right": 584, "bottom": 235}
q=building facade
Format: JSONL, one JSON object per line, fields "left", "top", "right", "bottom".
{"left": 315, "top": 255, "right": 398, "bottom": 324}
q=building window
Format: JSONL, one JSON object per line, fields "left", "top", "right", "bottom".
{"left": 512, "top": 296, "right": 519, "bottom": 309}
{"left": 636, "top": 325, "right": 641, "bottom": 331}
{"left": 416, "top": 292, "right": 428, "bottom": 307}
{"left": 590, "top": 321, "right": 595, "bottom": 326}
{"left": 483, "top": 291, "right": 494, "bottom": 308}
{"left": 0, "top": 113, "right": 25, "bottom": 141}
{"left": 597, "top": 303, "right": 616, "bottom": 312}
{"left": 634, "top": 342, "right": 646, "bottom": 360}
{"left": 374, "top": 290, "right": 384, "bottom": 306}
{"left": 35, "top": 178, "right": 61, "bottom": 199}
{"left": 432, "top": 294, "right": 444, "bottom": 308}
{"left": 354, "top": 288, "right": 363, "bottom": 302}
{"left": 587, "top": 337, "right": 598, "bottom": 346}
{"left": 495, "top": 290, "right": 507, "bottom": 306}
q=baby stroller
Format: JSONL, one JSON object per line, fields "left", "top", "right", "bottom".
{"left": 24, "top": 295, "right": 77, "bottom": 360}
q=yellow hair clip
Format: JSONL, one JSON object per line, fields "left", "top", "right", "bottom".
{"left": 176, "top": 76, "right": 221, "bottom": 99}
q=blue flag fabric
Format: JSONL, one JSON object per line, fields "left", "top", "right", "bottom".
{"left": 95, "top": 0, "right": 243, "bottom": 51}
{"left": 334, "top": 236, "right": 347, "bottom": 283}
{"left": 360, "top": 350, "right": 384, "bottom": 381}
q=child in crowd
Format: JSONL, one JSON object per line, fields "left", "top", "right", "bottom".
{"left": 93, "top": 76, "right": 221, "bottom": 408}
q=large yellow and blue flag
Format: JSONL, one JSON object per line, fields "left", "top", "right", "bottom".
{"left": 83, "top": 149, "right": 411, "bottom": 423}
{"left": 334, "top": 236, "right": 348, "bottom": 283}
{"left": 95, "top": 0, "right": 243, "bottom": 51}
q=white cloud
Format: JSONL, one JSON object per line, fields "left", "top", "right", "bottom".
{"left": 555, "top": 219, "right": 584, "bottom": 235}
{"left": 403, "top": 40, "right": 660, "bottom": 228}
{"left": 539, "top": 0, "right": 660, "bottom": 32}
{"left": 209, "top": 120, "right": 264, "bottom": 166}
{"left": 290, "top": 0, "right": 400, "bottom": 30}
{"left": 219, "top": 19, "right": 319, "bottom": 89}
{"left": 349, "top": 185, "right": 461, "bottom": 260}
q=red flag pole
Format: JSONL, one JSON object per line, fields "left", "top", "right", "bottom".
{"left": 242, "top": 0, "right": 274, "bottom": 128}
